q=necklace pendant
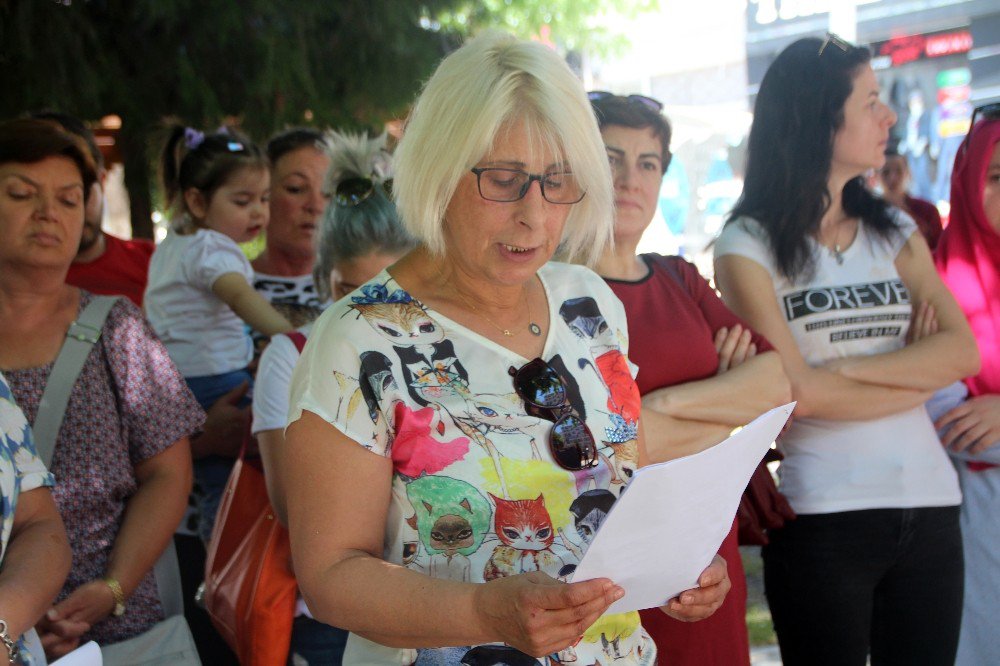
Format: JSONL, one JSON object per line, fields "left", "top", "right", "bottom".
{"left": 832, "top": 245, "right": 844, "bottom": 265}
{"left": 502, "top": 329, "right": 512, "bottom": 337}
{"left": 529, "top": 322, "right": 542, "bottom": 337}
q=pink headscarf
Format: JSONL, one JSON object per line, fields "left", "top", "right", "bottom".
{"left": 935, "top": 117, "right": 1000, "bottom": 397}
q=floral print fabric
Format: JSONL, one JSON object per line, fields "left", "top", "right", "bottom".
{"left": 3, "top": 293, "right": 204, "bottom": 646}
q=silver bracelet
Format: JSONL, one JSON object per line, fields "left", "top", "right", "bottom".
{"left": 0, "top": 620, "right": 18, "bottom": 665}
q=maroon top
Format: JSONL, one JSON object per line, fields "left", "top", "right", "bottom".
{"left": 3, "top": 292, "right": 204, "bottom": 645}
{"left": 606, "top": 254, "right": 772, "bottom": 666}
{"left": 905, "top": 195, "right": 943, "bottom": 250}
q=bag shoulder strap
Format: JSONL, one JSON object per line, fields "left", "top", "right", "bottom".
{"left": 34, "top": 295, "right": 119, "bottom": 467}
{"left": 30, "top": 294, "right": 186, "bottom": 618}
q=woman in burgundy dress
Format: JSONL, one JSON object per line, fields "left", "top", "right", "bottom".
{"left": 590, "top": 92, "right": 792, "bottom": 665}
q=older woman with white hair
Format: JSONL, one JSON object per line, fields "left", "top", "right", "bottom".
{"left": 282, "top": 32, "right": 730, "bottom": 665}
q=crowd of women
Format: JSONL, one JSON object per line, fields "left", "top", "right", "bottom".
{"left": 0, "top": 28, "right": 996, "bottom": 666}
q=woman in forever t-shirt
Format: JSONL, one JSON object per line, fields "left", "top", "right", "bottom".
{"left": 713, "top": 35, "right": 979, "bottom": 666}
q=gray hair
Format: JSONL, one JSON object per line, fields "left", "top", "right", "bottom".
{"left": 313, "top": 130, "right": 415, "bottom": 301}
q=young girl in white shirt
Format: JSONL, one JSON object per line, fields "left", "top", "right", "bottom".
{"left": 145, "top": 125, "right": 294, "bottom": 541}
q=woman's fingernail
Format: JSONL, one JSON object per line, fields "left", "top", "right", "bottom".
{"left": 682, "top": 594, "right": 694, "bottom": 604}
{"left": 614, "top": 588, "right": 625, "bottom": 600}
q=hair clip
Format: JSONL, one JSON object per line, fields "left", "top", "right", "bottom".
{"left": 818, "top": 32, "right": 851, "bottom": 56}
{"left": 184, "top": 128, "right": 205, "bottom": 150}
{"left": 226, "top": 141, "right": 245, "bottom": 153}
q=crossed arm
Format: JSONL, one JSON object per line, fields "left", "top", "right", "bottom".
{"left": 713, "top": 233, "right": 979, "bottom": 421}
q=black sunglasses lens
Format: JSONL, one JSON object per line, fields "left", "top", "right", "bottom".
{"left": 336, "top": 177, "right": 374, "bottom": 206}
{"left": 629, "top": 95, "right": 663, "bottom": 112}
{"left": 551, "top": 413, "right": 598, "bottom": 470}
{"left": 514, "top": 360, "right": 566, "bottom": 409}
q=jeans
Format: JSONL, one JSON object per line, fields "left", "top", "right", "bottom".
{"left": 185, "top": 369, "right": 252, "bottom": 542}
{"left": 287, "top": 616, "right": 349, "bottom": 665}
{"left": 763, "top": 506, "right": 963, "bottom": 666}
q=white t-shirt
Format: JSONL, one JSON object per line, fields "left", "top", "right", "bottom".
{"left": 715, "top": 215, "right": 961, "bottom": 514}
{"left": 252, "top": 326, "right": 311, "bottom": 435}
{"left": 145, "top": 228, "right": 254, "bottom": 378}
{"left": 288, "top": 263, "right": 655, "bottom": 666}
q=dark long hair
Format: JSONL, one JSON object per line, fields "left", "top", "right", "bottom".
{"left": 728, "top": 37, "right": 899, "bottom": 281}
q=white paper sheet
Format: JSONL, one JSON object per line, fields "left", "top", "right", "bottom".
{"left": 50, "top": 641, "right": 102, "bottom": 666}
{"left": 570, "top": 402, "right": 795, "bottom": 615}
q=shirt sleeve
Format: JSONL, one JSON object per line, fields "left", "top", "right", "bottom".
{"left": 101, "top": 299, "right": 207, "bottom": 465}
{"left": 673, "top": 257, "right": 774, "bottom": 354}
{"left": 186, "top": 231, "right": 254, "bottom": 291}
{"left": 0, "top": 373, "right": 54, "bottom": 492}
{"left": 288, "top": 307, "right": 397, "bottom": 457}
{"left": 713, "top": 217, "right": 778, "bottom": 275}
{"left": 252, "top": 334, "right": 299, "bottom": 435}
{"left": 586, "top": 268, "right": 640, "bottom": 379}
{"left": 889, "top": 209, "right": 920, "bottom": 255}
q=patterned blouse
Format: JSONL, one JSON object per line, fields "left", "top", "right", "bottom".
{"left": 3, "top": 293, "right": 204, "bottom": 646}
{"left": 0, "top": 372, "right": 54, "bottom": 666}
{"left": 289, "top": 263, "right": 656, "bottom": 666}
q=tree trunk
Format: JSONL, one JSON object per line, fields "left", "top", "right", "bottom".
{"left": 119, "top": 120, "right": 155, "bottom": 240}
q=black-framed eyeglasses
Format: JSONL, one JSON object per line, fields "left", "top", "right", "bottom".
{"left": 335, "top": 177, "right": 393, "bottom": 207}
{"left": 818, "top": 32, "right": 852, "bottom": 56}
{"left": 470, "top": 167, "right": 585, "bottom": 205}
{"left": 508, "top": 358, "right": 598, "bottom": 471}
{"left": 587, "top": 91, "right": 664, "bottom": 113}
{"left": 968, "top": 103, "right": 1000, "bottom": 130}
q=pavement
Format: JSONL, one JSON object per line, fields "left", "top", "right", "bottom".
{"left": 750, "top": 644, "right": 782, "bottom": 665}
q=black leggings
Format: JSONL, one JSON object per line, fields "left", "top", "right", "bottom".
{"left": 763, "top": 506, "right": 963, "bottom": 666}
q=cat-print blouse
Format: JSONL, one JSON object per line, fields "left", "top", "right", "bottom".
{"left": 289, "top": 262, "right": 656, "bottom": 666}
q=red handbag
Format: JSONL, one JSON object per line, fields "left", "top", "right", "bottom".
{"left": 203, "top": 453, "right": 297, "bottom": 665}
{"left": 204, "top": 332, "right": 307, "bottom": 665}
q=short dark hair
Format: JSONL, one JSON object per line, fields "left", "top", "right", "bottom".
{"left": 0, "top": 118, "right": 98, "bottom": 199}
{"left": 728, "top": 36, "right": 899, "bottom": 281}
{"left": 266, "top": 128, "right": 329, "bottom": 165}
{"left": 590, "top": 95, "right": 672, "bottom": 172}
{"left": 29, "top": 110, "right": 104, "bottom": 170}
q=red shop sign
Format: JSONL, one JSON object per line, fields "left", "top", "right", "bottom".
{"left": 876, "top": 30, "right": 972, "bottom": 67}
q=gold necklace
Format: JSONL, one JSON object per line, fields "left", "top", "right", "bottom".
{"left": 455, "top": 286, "right": 542, "bottom": 337}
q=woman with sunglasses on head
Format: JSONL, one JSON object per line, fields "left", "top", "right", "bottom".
{"left": 282, "top": 32, "right": 730, "bottom": 666}
{"left": 252, "top": 130, "right": 415, "bottom": 665}
{"left": 590, "top": 92, "right": 792, "bottom": 666}
{"left": 713, "top": 35, "right": 979, "bottom": 666}
{"left": 929, "top": 103, "right": 1000, "bottom": 665}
